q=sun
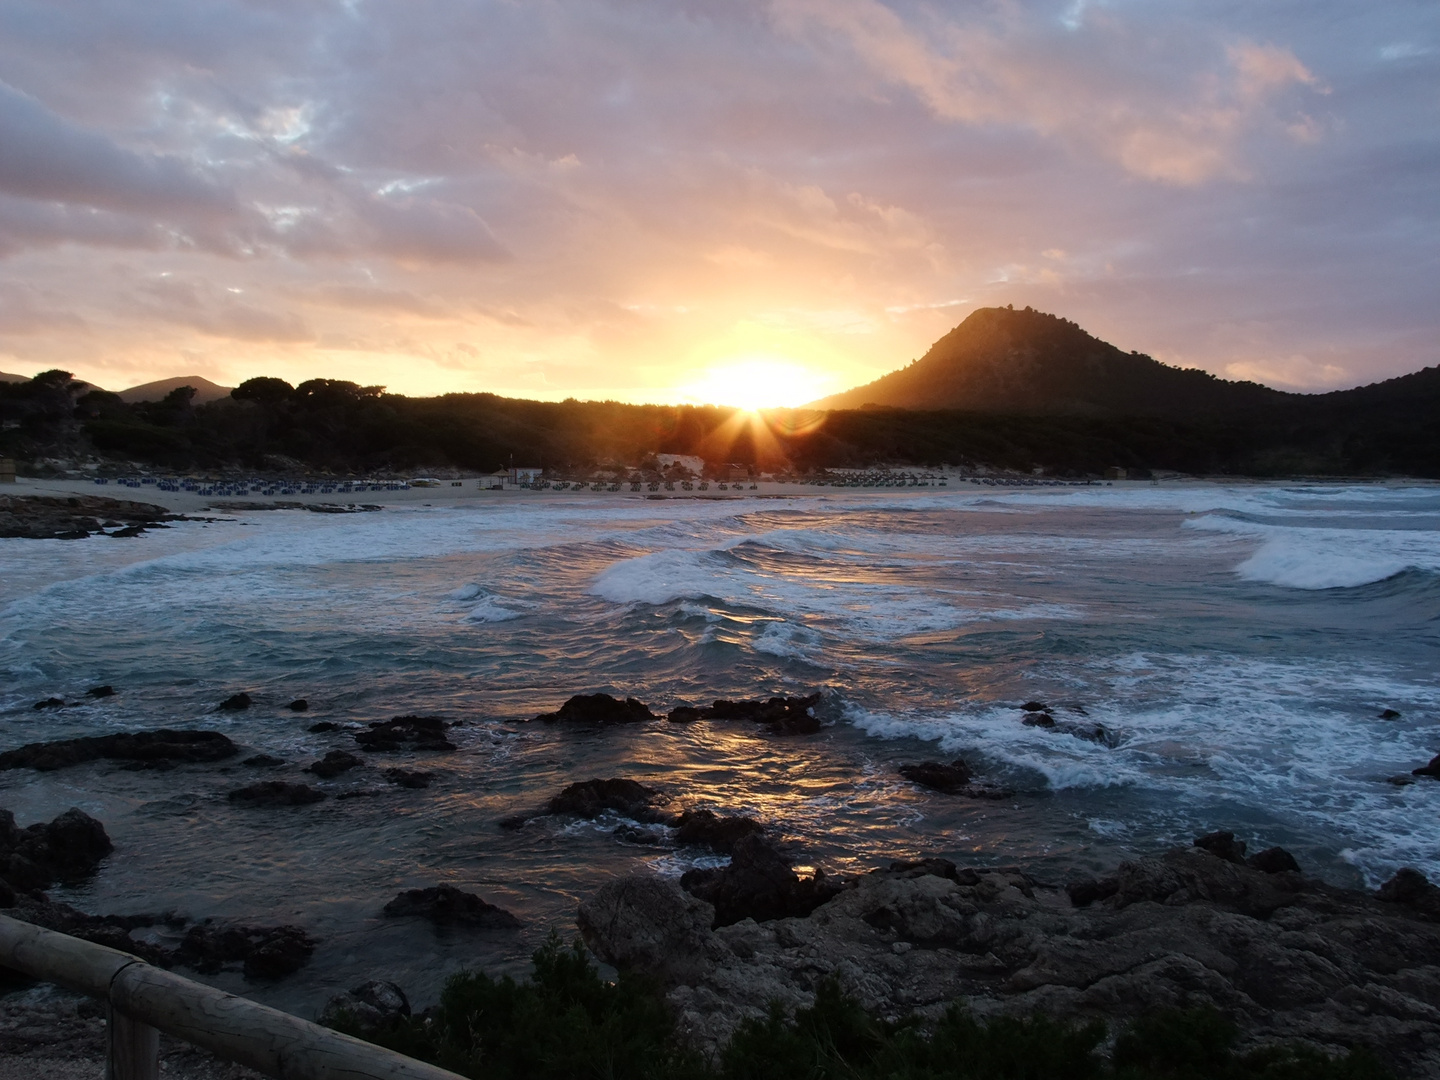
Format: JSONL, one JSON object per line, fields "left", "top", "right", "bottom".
{"left": 677, "top": 356, "right": 836, "bottom": 410}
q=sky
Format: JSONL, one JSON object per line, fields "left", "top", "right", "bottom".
{"left": 0, "top": 0, "right": 1436, "bottom": 407}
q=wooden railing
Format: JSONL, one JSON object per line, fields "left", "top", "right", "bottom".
{"left": 0, "top": 913, "right": 467, "bottom": 1080}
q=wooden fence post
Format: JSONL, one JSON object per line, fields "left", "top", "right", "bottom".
{"left": 107, "top": 999, "right": 160, "bottom": 1080}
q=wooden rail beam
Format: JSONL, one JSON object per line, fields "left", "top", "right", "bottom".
{"left": 0, "top": 914, "right": 467, "bottom": 1080}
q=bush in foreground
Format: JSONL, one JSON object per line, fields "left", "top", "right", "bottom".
{"left": 331, "top": 935, "right": 1391, "bottom": 1080}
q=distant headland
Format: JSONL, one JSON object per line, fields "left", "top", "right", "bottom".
{"left": 3, "top": 307, "right": 1437, "bottom": 479}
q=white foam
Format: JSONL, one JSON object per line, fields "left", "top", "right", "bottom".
{"left": 752, "top": 621, "right": 821, "bottom": 660}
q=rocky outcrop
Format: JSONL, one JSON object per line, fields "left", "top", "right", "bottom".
{"left": 227, "top": 781, "right": 325, "bottom": 807}
{"left": 674, "top": 809, "right": 764, "bottom": 854}
{"left": 680, "top": 834, "right": 844, "bottom": 927}
{"left": 535, "top": 693, "right": 656, "bottom": 725}
{"left": 899, "top": 760, "right": 1014, "bottom": 799}
{"left": 581, "top": 841, "right": 1440, "bottom": 1076}
{"left": 0, "top": 495, "right": 171, "bottom": 539}
{"left": 307, "top": 750, "right": 362, "bottom": 779}
{"left": 384, "top": 768, "right": 433, "bottom": 789}
{"left": 0, "top": 730, "right": 238, "bottom": 772}
{"left": 217, "top": 693, "right": 252, "bottom": 711}
{"left": 0, "top": 808, "right": 112, "bottom": 895}
{"left": 353, "top": 716, "right": 456, "bottom": 753}
{"left": 382, "top": 885, "right": 520, "bottom": 929}
{"left": 667, "top": 694, "right": 822, "bottom": 735}
{"left": 174, "top": 922, "right": 319, "bottom": 980}
{"left": 320, "top": 980, "right": 411, "bottom": 1034}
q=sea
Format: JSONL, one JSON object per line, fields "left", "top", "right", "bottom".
{"left": 2, "top": 482, "right": 1438, "bottom": 1014}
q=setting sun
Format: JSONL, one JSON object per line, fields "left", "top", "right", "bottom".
{"left": 676, "top": 357, "right": 836, "bottom": 409}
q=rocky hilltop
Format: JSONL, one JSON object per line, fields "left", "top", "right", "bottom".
{"left": 580, "top": 836, "right": 1440, "bottom": 1077}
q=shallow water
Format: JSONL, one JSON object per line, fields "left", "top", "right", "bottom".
{"left": 1, "top": 482, "right": 1437, "bottom": 1014}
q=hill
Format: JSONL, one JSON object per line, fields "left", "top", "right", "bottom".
{"left": 813, "top": 306, "right": 1290, "bottom": 417}
{"left": 0, "top": 371, "right": 28, "bottom": 383}
{"left": 118, "top": 376, "right": 233, "bottom": 404}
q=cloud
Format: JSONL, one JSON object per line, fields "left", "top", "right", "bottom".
{"left": 0, "top": 80, "right": 235, "bottom": 216}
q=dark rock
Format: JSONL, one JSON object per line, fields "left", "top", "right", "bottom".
{"left": 85, "top": 686, "right": 115, "bottom": 698}
{"left": 32, "top": 697, "right": 64, "bottom": 710}
{"left": 674, "top": 808, "right": 764, "bottom": 854}
{"left": 1380, "top": 708, "right": 1402, "bottom": 719}
{"left": 320, "top": 980, "right": 411, "bottom": 1033}
{"left": 1021, "top": 712, "right": 1056, "bottom": 728}
{"left": 227, "top": 782, "right": 325, "bottom": 807}
{"left": 382, "top": 885, "right": 520, "bottom": 928}
{"left": 0, "top": 495, "right": 170, "bottom": 540}
{"left": 336, "top": 790, "right": 379, "bottom": 801}
{"left": 680, "top": 834, "right": 842, "bottom": 927}
{"left": 287, "top": 699, "right": 309, "bottom": 712}
{"left": 217, "top": 693, "right": 252, "bottom": 712}
{"left": 899, "top": 759, "right": 973, "bottom": 793}
{"left": 665, "top": 693, "right": 823, "bottom": 735}
{"left": 174, "top": 922, "right": 318, "bottom": 980}
{"left": 0, "top": 729, "right": 238, "bottom": 772}
{"left": 385, "top": 768, "right": 433, "bottom": 789}
{"left": 306, "top": 750, "right": 362, "bottom": 779}
{"left": 109, "top": 525, "right": 146, "bottom": 538}
{"left": 881, "top": 858, "right": 981, "bottom": 886}
{"left": 546, "top": 777, "right": 660, "bottom": 819}
{"left": 1247, "top": 847, "right": 1301, "bottom": 874}
{"left": 1020, "top": 701, "right": 1049, "bottom": 712}
{"left": 0, "top": 807, "right": 113, "bottom": 892}
{"left": 497, "top": 813, "right": 531, "bottom": 831}
{"left": 534, "top": 693, "right": 656, "bottom": 725}
{"left": 309, "top": 721, "right": 341, "bottom": 733}
{"left": 1194, "top": 830, "right": 1247, "bottom": 864}
{"left": 578, "top": 875, "right": 718, "bottom": 982}
{"left": 1066, "top": 876, "right": 1120, "bottom": 907}
{"left": 1412, "top": 754, "right": 1440, "bottom": 778}
{"left": 1377, "top": 868, "right": 1437, "bottom": 906}
{"left": 242, "top": 754, "right": 285, "bottom": 768}
{"left": 353, "top": 715, "right": 455, "bottom": 753}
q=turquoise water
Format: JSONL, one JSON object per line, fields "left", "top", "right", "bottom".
{"left": 1, "top": 483, "right": 1437, "bottom": 1013}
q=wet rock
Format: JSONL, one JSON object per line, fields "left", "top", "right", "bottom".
{"left": 227, "top": 781, "right": 325, "bottom": 807}
{"left": 85, "top": 686, "right": 115, "bottom": 698}
{"left": 1193, "top": 830, "right": 1247, "bottom": 864}
{"left": 674, "top": 808, "right": 764, "bottom": 854}
{"left": 546, "top": 777, "right": 661, "bottom": 819}
{"left": 1376, "top": 867, "right": 1440, "bottom": 919}
{"left": 0, "top": 808, "right": 112, "bottom": 893}
{"left": 615, "top": 824, "right": 666, "bottom": 845}
{"left": 1380, "top": 708, "right": 1402, "bottom": 719}
{"left": 1411, "top": 754, "right": 1440, "bottom": 779}
{"left": 382, "top": 885, "right": 521, "bottom": 929}
{"left": 384, "top": 768, "right": 433, "bottom": 789}
{"left": 666, "top": 693, "right": 823, "bottom": 735}
{"left": 1020, "top": 701, "right": 1049, "bottom": 712}
{"left": 0, "top": 729, "right": 238, "bottom": 772}
{"left": 353, "top": 715, "right": 456, "bottom": 753}
{"left": 899, "top": 759, "right": 972, "bottom": 793}
{"left": 31, "top": 697, "right": 64, "bottom": 710}
{"left": 1247, "top": 846, "right": 1301, "bottom": 874}
{"left": 0, "top": 494, "right": 170, "bottom": 540}
{"left": 217, "top": 692, "right": 252, "bottom": 712}
{"left": 320, "top": 980, "right": 411, "bottom": 1033}
{"left": 287, "top": 699, "right": 309, "bottom": 711}
{"left": 534, "top": 693, "right": 656, "bottom": 725}
{"left": 579, "top": 874, "right": 718, "bottom": 982}
{"left": 1065, "top": 876, "right": 1120, "bottom": 907}
{"left": 680, "top": 834, "right": 843, "bottom": 927}
{"left": 881, "top": 858, "right": 982, "bottom": 885}
{"left": 242, "top": 754, "right": 285, "bottom": 768}
{"left": 174, "top": 922, "right": 319, "bottom": 980}
{"left": 309, "top": 721, "right": 341, "bottom": 733}
{"left": 109, "top": 525, "right": 146, "bottom": 538}
{"left": 1021, "top": 711, "right": 1056, "bottom": 728}
{"left": 306, "top": 750, "right": 362, "bottom": 779}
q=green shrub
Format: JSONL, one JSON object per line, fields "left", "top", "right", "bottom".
{"left": 335, "top": 946, "right": 1390, "bottom": 1080}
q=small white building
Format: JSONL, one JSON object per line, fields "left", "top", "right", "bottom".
{"left": 657, "top": 454, "right": 703, "bottom": 475}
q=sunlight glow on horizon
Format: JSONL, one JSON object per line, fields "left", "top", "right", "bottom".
{"left": 674, "top": 355, "right": 840, "bottom": 410}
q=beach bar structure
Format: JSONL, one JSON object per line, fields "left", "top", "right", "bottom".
{"left": 0, "top": 913, "right": 465, "bottom": 1080}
